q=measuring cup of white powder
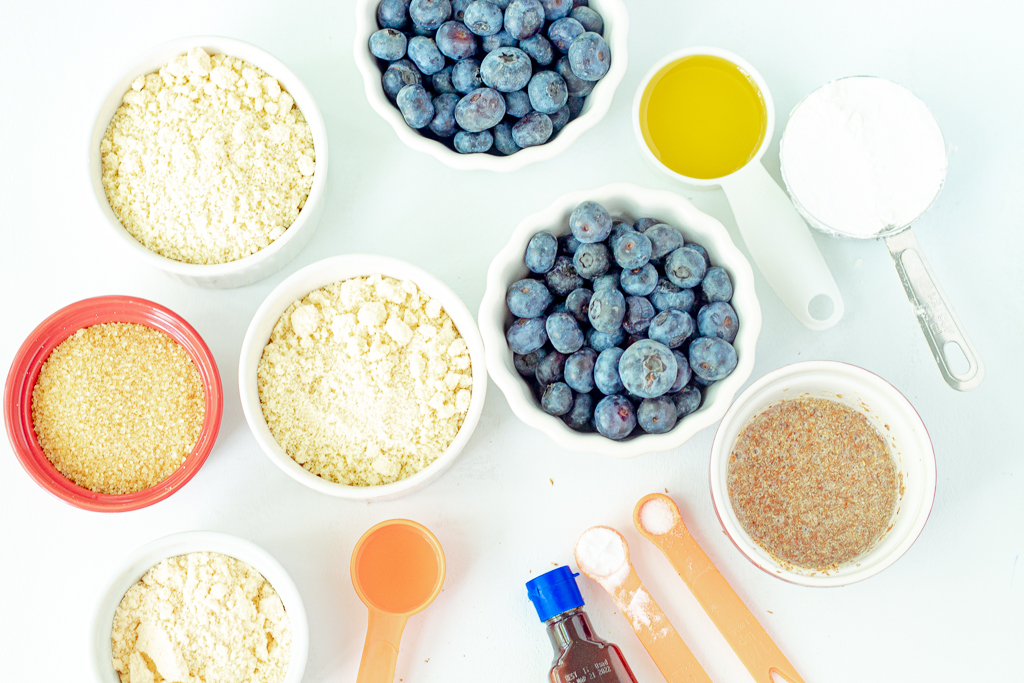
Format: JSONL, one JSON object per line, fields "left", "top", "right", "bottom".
{"left": 780, "top": 77, "right": 983, "bottom": 391}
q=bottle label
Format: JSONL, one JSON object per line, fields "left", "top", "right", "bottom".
{"left": 564, "top": 658, "right": 613, "bottom": 682}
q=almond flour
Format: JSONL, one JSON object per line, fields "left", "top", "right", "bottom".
{"left": 111, "top": 552, "right": 291, "bottom": 683}
{"left": 257, "top": 274, "right": 473, "bottom": 486}
{"left": 101, "top": 47, "right": 316, "bottom": 265}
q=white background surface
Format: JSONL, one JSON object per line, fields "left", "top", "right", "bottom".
{"left": 1, "top": 1, "right": 1021, "bottom": 681}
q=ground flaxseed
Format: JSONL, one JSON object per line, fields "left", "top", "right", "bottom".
{"left": 31, "top": 322, "right": 205, "bottom": 494}
{"left": 727, "top": 397, "right": 897, "bottom": 570}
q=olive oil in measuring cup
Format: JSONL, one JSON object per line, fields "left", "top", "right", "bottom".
{"left": 637, "top": 55, "right": 767, "bottom": 180}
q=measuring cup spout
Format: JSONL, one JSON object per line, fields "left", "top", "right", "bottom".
{"left": 720, "top": 163, "right": 845, "bottom": 330}
{"left": 356, "top": 610, "right": 409, "bottom": 683}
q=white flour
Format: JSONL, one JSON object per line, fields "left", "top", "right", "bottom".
{"left": 781, "top": 77, "right": 947, "bottom": 237}
{"left": 639, "top": 498, "right": 674, "bottom": 536}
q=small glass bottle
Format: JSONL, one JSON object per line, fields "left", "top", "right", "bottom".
{"left": 526, "top": 566, "right": 638, "bottom": 683}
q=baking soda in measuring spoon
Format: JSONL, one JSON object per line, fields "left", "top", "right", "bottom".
{"left": 780, "top": 77, "right": 947, "bottom": 237}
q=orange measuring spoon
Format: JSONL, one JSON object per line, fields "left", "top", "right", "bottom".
{"left": 574, "top": 526, "right": 714, "bottom": 683}
{"left": 634, "top": 494, "right": 805, "bottom": 683}
{"left": 350, "top": 519, "right": 446, "bottom": 683}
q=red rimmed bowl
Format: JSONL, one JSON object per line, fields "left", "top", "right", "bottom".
{"left": 4, "top": 296, "right": 223, "bottom": 511}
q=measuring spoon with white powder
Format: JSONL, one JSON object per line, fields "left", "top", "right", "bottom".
{"left": 574, "top": 526, "right": 713, "bottom": 683}
{"left": 780, "top": 76, "right": 984, "bottom": 391}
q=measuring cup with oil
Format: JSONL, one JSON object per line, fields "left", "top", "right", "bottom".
{"left": 633, "top": 47, "right": 844, "bottom": 330}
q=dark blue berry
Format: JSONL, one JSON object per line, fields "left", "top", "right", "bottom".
{"left": 619, "top": 263, "right": 658, "bottom": 296}
{"left": 548, "top": 17, "right": 584, "bottom": 52}
{"left": 564, "top": 347, "right": 598, "bottom": 392}
{"left": 464, "top": 0, "right": 503, "bottom": 35}
{"left": 638, "top": 397, "right": 677, "bottom": 434}
{"left": 480, "top": 47, "right": 532, "bottom": 91}
{"left": 556, "top": 56, "right": 594, "bottom": 96}
{"left": 646, "top": 224, "right": 685, "bottom": 259}
{"left": 592, "top": 272, "right": 619, "bottom": 292}
{"left": 586, "top": 327, "right": 625, "bottom": 352}
{"left": 436, "top": 21, "right": 478, "bottom": 59}
{"left": 504, "top": 89, "right": 533, "bottom": 117}
{"left": 669, "top": 350, "right": 691, "bottom": 393}
{"left": 519, "top": 34, "right": 555, "bottom": 65}
{"left": 454, "top": 129, "right": 493, "bottom": 152}
{"left": 431, "top": 65, "right": 457, "bottom": 93}
{"left": 568, "top": 31, "right": 610, "bottom": 81}
{"left": 547, "top": 300, "right": 568, "bottom": 315}
{"left": 697, "top": 302, "right": 739, "bottom": 343}
{"left": 572, "top": 242, "right": 610, "bottom": 279}
{"left": 370, "top": 29, "right": 409, "bottom": 60}
{"left": 559, "top": 233, "right": 581, "bottom": 255}
{"left": 550, "top": 104, "right": 571, "bottom": 131}
{"left": 665, "top": 246, "right": 707, "bottom": 288}
{"left": 648, "top": 309, "right": 694, "bottom": 349}
{"left": 613, "top": 232, "right": 652, "bottom": 270}
{"left": 563, "top": 392, "right": 593, "bottom": 430}
{"left": 546, "top": 311, "right": 584, "bottom": 353}
{"left": 428, "top": 93, "right": 459, "bottom": 136}
{"left": 535, "top": 350, "right": 567, "bottom": 386}
{"left": 493, "top": 122, "right": 521, "bottom": 154}
{"left": 650, "top": 278, "right": 695, "bottom": 313}
{"left": 672, "top": 384, "right": 702, "bottom": 417}
{"left": 588, "top": 287, "right": 625, "bottom": 334}
{"left": 481, "top": 29, "right": 516, "bottom": 51}
{"left": 569, "top": 5, "right": 602, "bottom": 32}
{"left": 452, "top": 0, "right": 473, "bottom": 20}
{"left": 455, "top": 87, "right": 506, "bottom": 131}
{"left": 378, "top": 0, "right": 411, "bottom": 29}
{"left": 506, "top": 278, "right": 552, "bottom": 317}
{"left": 382, "top": 60, "right": 422, "bottom": 100}
{"left": 688, "top": 337, "right": 738, "bottom": 382}
{"left": 594, "top": 395, "right": 637, "bottom": 440}
{"left": 622, "top": 296, "right": 655, "bottom": 336}
{"left": 545, "top": 255, "right": 584, "bottom": 296}
{"left": 564, "top": 288, "right": 592, "bottom": 323}
{"left": 525, "top": 231, "right": 557, "bottom": 273}
{"left": 410, "top": 0, "right": 452, "bottom": 29}
{"left": 512, "top": 111, "right": 553, "bottom": 147}
{"left": 396, "top": 84, "right": 435, "bottom": 128}
{"left": 569, "top": 201, "right": 612, "bottom": 243}
{"left": 594, "top": 347, "right": 625, "bottom": 394}
{"left": 412, "top": 24, "right": 438, "bottom": 37}
{"left": 506, "top": 316, "right": 548, "bottom": 354}
{"left": 528, "top": 70, "right": 568, "bottom": 114}
{"left": 541, "top": 0, "right": 573, "bottom": 20}
{"left": 514, "top": 347, "right": 548, "bottom": 377}
{"left": 702, "top": 266, "right": 733, "bottom": 302}
{"left": 687, "top": 243, "right": 709, "bottom": 266}
{"left": 451, "top": 59, "right": 483, "bottom": 93}
{"left": 634, "top": 217, "right": 659, "bottom": 232}
{"left": 618, "top": 339, "right": 678, "bottom": 398}
{"left": 503, "top": 0, "right": 544, "bottom": 39}
{"left": 407, "top": 36, "right": 446, "bottom": 74}
{"left": 542, "top": 381, "right": 574, "bottom": 415}
{"left": 567, "top": 94, "right": 586, "bottom": 117}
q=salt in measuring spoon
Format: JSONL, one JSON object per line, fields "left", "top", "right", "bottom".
{"left": 574, "top": 526, "right": 713, "bottom": 683}
{"left": 634, "top": 494, "right": 805, "bottom": 683}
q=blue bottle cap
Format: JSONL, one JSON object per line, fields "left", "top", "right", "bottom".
{"left": 526, "top": 565, "right": 585, "bottom": 622}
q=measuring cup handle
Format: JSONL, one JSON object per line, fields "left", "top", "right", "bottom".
{"left": 884, "top": 228, "right": 985, "bottom": 391}
{"left": 720, "top": 163, "right": 844, "bottom": 330}
{"left": 356, "top": 610, "right": 408, "bottom": 683}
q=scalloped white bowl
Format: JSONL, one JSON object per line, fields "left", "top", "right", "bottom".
{"left": 91, "top": 531, "right": 309, "bottom": 683}
{"left": 88, "top": 36, "right": 329, "bottom": 288}
{"left": 480, "top": 182, "right": 762, "bottom": 458}
{"left": 353, "top": 0, "right": 628, "bottom": 172}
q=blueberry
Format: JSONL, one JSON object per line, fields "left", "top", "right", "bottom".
{"left": 586, "top": 327, "right": 625, "bottom": 352}
{"left": 588, "top": 287, "right": 625, "bottom": 334}
{"left": 542, "top": 381, "right": 574, "bottom": 415}
{"left": 511, "top": 111, "right": 553, "bottom": 147}
{"left": 506, "top": 316, "right": 548, "bottom": 354}
{"left": 449, "top": 62, "right": 480, "bottom": 96}
{"left": 618, "top": 339, "right": 678, "bottom": 398}
{"left": 594, "top": 395, "right": 637, "bottom": 440}
{"left": 546, "top": 300, "right": 568, "bottom": 316}
{"left": 546, "top": 311, "right": 584, "bottom": 354}
{"left": 480, "top": 46, "right": 533, "bottom": 91}
{"left": 464, "top": 0, "right": 503, "bottom": 35}
{"left": 503, "top": 0, "right": 545, "bottom": 39}
{"left": 648, "top": 309, "right": 694, "bottom": 348}
{"left": 452, "top": 0, "right": 473, "bottom": 20}
{"left": 564, "top": 347, "right": 598, "bottom": 392}
{"left": 645, "top": 224, "right": 685, "bottom": 259}
{"left": 697, "top": 302, "right": 739, "bottom": 343}
{"left": 535, "top": 350, "right": 567, "bottom": 386}
{"left": 556, "top": 56, "right": 594, "bottom": 96}
{"left": 410, "top": 0, "right": 452, "bottom": 29}
{"left": 688, "top": 337, "right": 738, "bottom": 382}
{"left": 569, "top": 201, "right": 612, "bottom": 243}
{"left": 567, "top": 94, "right": 587, "bottom": 118}
{"left": 455, "top": 87, "right": 506, "bottom": 130}
{"left": 370, "top": 28, "right": 409, "bottom": 60}
{"left": 594, "top": 347, "right": 625, "bottom": 394}
{"left": 525, "top": 231, "right": 557, "bottom": 273}
{"left": 545, "top": 255, "right": 584, "bottom": 296}
{"left": 671, "top": 384, "right": 702, "bottom": 418}
{"left": 378, "top": 0, "right": 411, "bottom": 29}
{"left": 638, "top": 397, "right": 677, "bottom": 434}
{"left": 665, "top": 246, "right": 707, "bottom": 288}
{"left": 687, "top": 243, "right": 710, "bottom": 266}
{"left": 514, "top": 347, "right": 548, "bottom": 376}
{"left": 436, "top": 21, "right": 479, "bottom": 58}
{"left": 572, "top": 0, "right": 587, "bottom": 6}
{"left": 702, "top": 266, "right": 733, "bottom": 302}
{"left": 564, "top": 287, "right": 592, "bottom": 324}
{"left": 527, "top": 71, "right": 568, "bottom": 114}
{"left": 504, "top": 89, "right": 533, "bottom": 117}
{"left": 550, "top": 104, "right": 571, "bottom": 131}
{"left": 623, "top": 296, "right": 655, "bottom": 336}
{"left": 612, "top": 232, "right": 652, "bottom": 270}
{"left": 519, "top": 34, "right": 555, "bottom": 65}
{"left": 481, "top": 29, "right": 517, "bottom": 51}
{"left": 667, "top": 350, "right": 691, "bottom": 393}
{"left": 548, "top": 17, "right": 585, "bottom": 52}
{"left": 650, "top": 278, "right": 695, "bottom": 313}
{"left": 506, "top": 278, "right": 552, "bottom": 317}
{"left": 591, "top": 272, "right": 619, "bottom": 292}
{"left": 382, "top": 60, "right": 422, "bottom": 100}
{"left": 493, "top": 122, "right": 521, "bottom": 154}
{"left": 562, "top": 391, "right": 593, "bottom": 431}
{"left": 407, "top": 36, "right": 446, "bottom": 74}
{"left": 559, "top": 233, "right": 581, "bottom": 255}
{"left": 454, "top": 129, "right": 494, "bottom": 152}
{"left": 608, "top": 220, "right": 634, "bottom": 250}
{"left": 634, "top": 217, "right": 660, "bottom": 232}
{"left": 572, "top": 242, "right": 610, "bottom": 279}
{"left": 619, "top": 264, "right": 658, "bottom": 296}
{"left": 432, "top": 65, "right": 457, "bottom": 93}
{"left": 568, "top": 31, "right": 610, "bottom": 81}
{"left": 427, "top": 93, "right": 459, "bottom": 136}
{"left": 412, "top": 24, "right": 438, "bottom": 37}
{"left": 540, "top": 0, "right": 573, "bottom": 20}
{"left": 396, "top": 84, "right": 435, "bottom": 128}
{"left": 569, "top": 5, "right": 603, "bottom": 32}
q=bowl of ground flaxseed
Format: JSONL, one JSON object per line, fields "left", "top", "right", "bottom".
{"left": 709, "top": 361, "right": 936, "bottom": 587}
{"left": 4, "top": 296, "right": 223, "bottom": 511}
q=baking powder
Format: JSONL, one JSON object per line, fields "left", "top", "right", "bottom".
{"left": 575, "top": 527, "right": 628, "bottom": 588}
{"left": 638, "top": 499, "right": 674, "bottom": 536}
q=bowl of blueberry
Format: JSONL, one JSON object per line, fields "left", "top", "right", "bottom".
{"left": 479, "top": 183, "right": 762, "bottom": 457}
{"left": 354, "top": 0, "right": 628, "bottom": 171}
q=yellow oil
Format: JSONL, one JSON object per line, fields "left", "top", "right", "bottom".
{"left": 638, "top": 55, "right": 767, "bottom": 180}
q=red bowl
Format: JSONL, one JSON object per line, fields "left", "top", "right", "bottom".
{"left": 4, "top": 296, "right": 223, "bottom": 512}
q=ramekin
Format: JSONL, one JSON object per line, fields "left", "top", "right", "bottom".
{"left": 709, "top": 361, "right": 937, "bottom": 586}
{"left": 479, "top": 182, "right": 762, "bottom": 458}
{"left": 4, "top": 296, "right": 223, "bottom": 512}
{"left": 91, "top": 531, "right": 308, "bottom": 683}
{"left": 88, "top": 36, "right": 329, "bottom": 288}
{"left": 238, "top": 255, "right": 488, "bottom": 501}
{"left": 353, "top": 0, "right": 628, "bottom": 172}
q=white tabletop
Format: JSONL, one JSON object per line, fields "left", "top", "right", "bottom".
{"left": 1, "top": 1, "right": 1021, "bottom": 681}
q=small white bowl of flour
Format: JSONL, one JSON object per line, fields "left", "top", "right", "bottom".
{"left": 238, "top": 255, "right": 488, "bottom": 501}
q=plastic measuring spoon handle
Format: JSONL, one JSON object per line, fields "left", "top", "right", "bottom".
{"left": 885, "top": 227, "right": 985, "bottom": 391}
{"left": 356, "top": 610, "right": 409, "bottom": 683}
{"left": 720, "top": 162, "right": 844, "bottom": 330}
